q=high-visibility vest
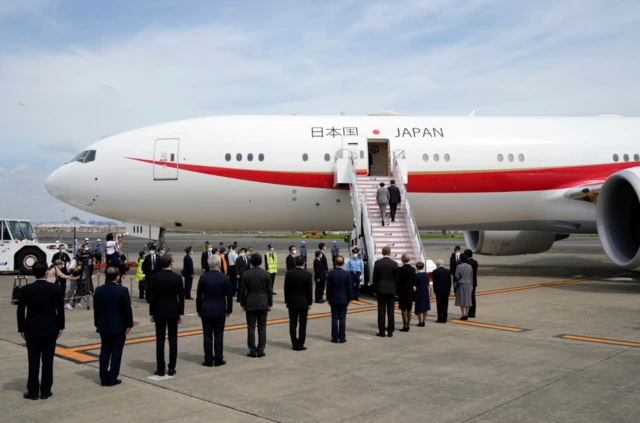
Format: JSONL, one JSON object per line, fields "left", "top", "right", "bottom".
{"left": 266, "top": 252, "right": 278, "bottom": 273}
{"left": 136, "top": 258, "right": 145, "bottom": 283}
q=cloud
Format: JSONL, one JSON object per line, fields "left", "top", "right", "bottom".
{"left": 1, "top": 0, "right": 640, "bottom": 221}
{"left": 11, "top": 164, "right": 29, "bottom": 174}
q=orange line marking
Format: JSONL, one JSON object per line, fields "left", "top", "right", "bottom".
{"left": 560, "top": 334, "right": 640, "bottom": 347}
{"left": 450, "top": 320, "right": 525, "bottom": 332}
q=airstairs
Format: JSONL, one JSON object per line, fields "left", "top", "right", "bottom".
{"left": 335, "top": 149, "right": 435, "bottom": 283}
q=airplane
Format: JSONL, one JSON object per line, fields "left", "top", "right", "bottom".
{"left": 45, "top": 112, "right": 640, "bottom": 273}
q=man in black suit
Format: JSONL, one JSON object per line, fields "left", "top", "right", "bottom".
{"left": 432, "top": 259, "right": 452, "bottom": 323}
{"left": 284, "top": 255, "right": 313, "bottom": 351}
{"left": 326, "top": 256, "right": 352, "bottom": 343}
{"left": 449, "top": 245, "right": 461, "bottom": 294}
{"left": 235, "top": 248, "right": 251, "bottom": 301}
{"left": 387, "top": 179, "right": 401, "bottom": 222}
{"left": 141, "top": 245, "right": 160, "bottom": 301}
{"left": 149, "top": 255, "right": 185, "bottom": 376}
{"left": 372, "top": 246, "right": 398, "bottom": 337}
{"left": 238, "top": 253, "right": 273, "bottom": 358}
{"left": 464, "top": 249, "right": 479, "bottom": 318}
{"left": 17, "top": 261, "right": 64, "bottom": 400}
{"left": 93, "top": 266, "right": 134, "bottom": 386}
{"left": 201, "top": 243, "right": 214, "bottom": 274}
{"left": 313, "top": 250, "right": 327, "bottom": 303}
{"left": 197, "top": 255, "right": 232, "bottom": 367}
{"left": 286, "top": 245, "right": 296, "bottom": 271}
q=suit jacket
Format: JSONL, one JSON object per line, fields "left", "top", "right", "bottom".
{"left": 182, "top": 254, "right": 194, "bottom": 277}
{"left": 388, "top": 185, "right": 401, "bottom": 204}
{"left": 284, "top": 268, "right": 313, "bottom": 309}
{"left": 320, "top": 252, "right": 329, "bottom": 273}
{"left": 142, "top": 253, "right": 161, "bottom": 280}
{"left": 93, "top": 282, "right": 134, "bottom": 334}
{"left": 149, "top": 269, "right": 185, "bottom": 319}
{"left": 17, "top": 280, "right": 65, "bottom": 338}
{"left": 455, "top": 263, "right": 473, "bottom": 286}
{"left": 196, "top": 270, "right": 233, "bottom": 317}
{"left": 201, "top": 251, "right": 213, "bottom": 273}
{"left": 432, "top": 267, "right": 451, "bottom": 296}
{"left": 467, "top": 258, "right": 478, "bottom": 288}
{"left": 286, "top": 254, "right": 296, "bottom": 271}
{"left": 238, "top": 267, "right": 273, "bottom": 311}
{"left": 313, "top": 258, "right": 326, "bottom": 282}
{"left": 450, "top": 253, "right": 461, "bottom": 280}
{"left": 235, "top": 255, "right": 251, "bottom": 279}
{"left": 376, "top": 186, "right": 390, "bottom": 204}
{"left": 372, "top": 257, "right": 398, "bottom": 295}
{"left": 326, "top": 268, "right": 352, "bottom": 305}
{"left": 397, "top": 264, "right": 416, "bottom": 295}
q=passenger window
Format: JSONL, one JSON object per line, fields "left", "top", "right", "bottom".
{"left": 497, "top": 154, "right": 503, "bottom": 162}
{"left": 613, "top": 154, "right": 619, "bottom": 162}
{"left": 635, "top": 154, "right": 639, "bottom": 162}
{"left": 258, "top": 153, "right": 265, "bottom": 162}
{"left": 518, "top": 154, "right": 524, "bottom": 162}
{"left": 248, "top": 153, "right": 254, "bottom": 162}
{"left": 303, "top": 154, "right": 309, "bottom": 162}
{"left": 325, "top": 153, "right": 331, "bottom": 161}
{"left": 236, "top": 153, "right": 243, "bottom": 161}
{"left": 444, "top": 154, "right": 450, "bottom": 162}
{"left": 623, "top": 154, "right": 629, "bottom": 162}
{"left": 433, "top": 154, "right": 440, "bottom": 162}
{"left": 225, "top": 153, "right": 231, "bottom": 162}
{"left": 84, "top": 150, "right": 96, "bottom": 163}
{"left": 422, "top": 154, "right": 429, "bottom": 162}
{"left": 508, "top": 154, "right": 514, "bottom": 162}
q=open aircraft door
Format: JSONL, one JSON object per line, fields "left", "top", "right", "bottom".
{"left": 342, "top": 136, "right": 369, "bottom": 175}
{"left": 153, "top": 138, "right": 180, "bottom": 180}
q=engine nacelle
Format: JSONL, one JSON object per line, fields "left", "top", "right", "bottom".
{"left": 463, "top": 230, "right": 566, "bottom": 256}
{"left": 597, "top": 167, "right": 640, "bottom": 268}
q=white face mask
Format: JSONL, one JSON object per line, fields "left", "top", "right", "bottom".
{"left": 60, "top": 249, "right": 65, "bottom": 253}
{"left": 240, "top": 252, "right": 245, "bottom": 257}
{"left": 455, "top": 252, "right": 460, "bottom": 257}
{"left": 292, "top": 250, "right": 296, "bottom": 255}
{"left": 84, "top": 248, "right": 89, "bottom": 251}
{"left": 269, "top": 248, "right": 274, "bottom": 251}
{"left": 208, "top": 248, "right": 213, "bottom": 252}
{"left": 353, "top": 254, "right": 358, "bottom": 258}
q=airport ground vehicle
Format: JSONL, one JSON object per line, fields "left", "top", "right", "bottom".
{"left": 0, "top": 219, "right": 58, "bottom": 274}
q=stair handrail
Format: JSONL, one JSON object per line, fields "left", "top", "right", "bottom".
{"left": 360, "top": 190, "right": 378, "bottom": 277}
{"left": 392, "top": 151, "right": 426, "bottom": 264}
{"left": 348, "top": 156, "right": 361, "bottom": 237}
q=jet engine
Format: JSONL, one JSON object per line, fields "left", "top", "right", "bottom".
{"left": 463, "top": 230, "right": 568, "bottom": 256}
{"left": 596, "top": 167, "right": 640, "bottom": 268}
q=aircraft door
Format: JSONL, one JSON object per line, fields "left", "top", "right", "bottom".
{"left": 342, "top": 136, "right": 369, "bottom": 175}
{"left": 153, "top": 138, "right": 180, "bottom": 180}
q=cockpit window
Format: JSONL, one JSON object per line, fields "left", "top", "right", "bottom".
{"left": 71, "top": 150, "right": 96, "bottom": 163}
{"left": 85, "top": 150, "right": 96, "bottom": 163}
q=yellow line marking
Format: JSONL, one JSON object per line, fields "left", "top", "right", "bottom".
{"left": 450, "top": 320, "right": 525, "bottom": 332}
{"left": 351, "top": 300, "right": 367, "bottom": 305}
{"left": 560, "top": 334, "right": 640, "bottom": 347}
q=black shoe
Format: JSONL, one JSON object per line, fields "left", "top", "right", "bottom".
{"left": 246, "top": 352, "right": 257, "bottom": 358}
{"left": 154, "top": 370, "right": 165, "bottom": 377}
{"left": 460, "top": 316, "right": 468, "bottom": 321}
{"left": 297, "top": 346, "right": 307, "bottom": 351}
{"left": 168, "top": 369, "right": 176, "bottom": 376}
{"left": 185, "top": 297, "right": 194, "bottom": 300}
{"left": 214, "top": 360, "right": 226, "bottom": 367}
{"left": 257, "top": 352, "right": 266, "bottom": 358}
{"left": 331, "top": 339, "right": 339, "bottom": 343}
{"left": 399, "top": 327, "right": 408, "bottom": 332}
{"left": 292, "top": 345, "right": 299, "bottom": 350}
{"left": 273, "top": 292, "right": 278, "bottom": 295}
{"left": 202, "top": 362, "right": 214, "bottom": 367}
{"left": 387, "top": 332, "right": 394, "bottom": 337}
{"left": 40, "top": 392, "right": 53, "bottom": 399}
{"left": 23, "top": 392, "right": 38, "bottom": 400}
{"left": 376, "top": 332, "right": 386, "bottom": 337}
{"left": 381, "top": 221, "right": 385, "bottom": 227}
{"left": 391, "top": 219, "right": 395, "bottom": 222}
{"left": 339, "top": 339, "right": 347, "bottom": 343}
{"left": 468, "top": 315, "right": 475, "bottom": 318}
{"left": 106, "top": 379, "right": 122, "bottom": 387}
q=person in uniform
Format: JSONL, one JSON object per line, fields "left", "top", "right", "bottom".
{"left": 135, "top": 250, "right": 146, "bottom": 295}
{"left": 93, "top": 239, "right": 103, "bottom": 265}
{"left": 330, "top": 241, "right": 340, "bottom": 269}
{"left": 414, "top": 262, "right": 431, "bottom": 327}
{"left": 346, "top": 248, "right": 364, "bottom": 301}
{"left": 264, "top": 244, "right": 278, "bottom": 295}
{"left": 182, "top": 247, "right": 195, "bottom": 300}
{"left": 300, "top": 241, "right": 308, "bottom": 269}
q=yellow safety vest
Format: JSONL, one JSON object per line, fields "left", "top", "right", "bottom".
{"left": 136, "top": 258, "right": 145, "bottom": 283}
{"left": 266, "top": 252, "right": 278, "bottom": 274}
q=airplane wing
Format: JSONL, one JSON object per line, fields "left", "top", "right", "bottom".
{"left": 563, "top": 183, "right": 602, "bottom": 202}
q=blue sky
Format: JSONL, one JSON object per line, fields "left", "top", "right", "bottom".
{"left": 1, "top": 0, "right": 640, "bottom": 221}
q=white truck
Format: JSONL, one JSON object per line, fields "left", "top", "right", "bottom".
{"left": 0, "top": 219, "right": 59, "bottom": 274}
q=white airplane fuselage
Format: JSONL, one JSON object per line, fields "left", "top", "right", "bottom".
{"left": 46, "top": 115, "right": 640, "bottom": 234}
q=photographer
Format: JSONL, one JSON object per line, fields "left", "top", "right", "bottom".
{"left": 64, "top": 243, "right": 94, "bottom": 309}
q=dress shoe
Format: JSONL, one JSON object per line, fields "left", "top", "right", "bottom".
{"left": 331, "top": 339, "right": 339, "bottom": 343}
{"left": 185, "top": 297, "right": 194, "bottom": 300}
{"left": 168, "top": 369, "right": 177, "bottom": 376}
{"left": 213, "top": 360, "right": 226, "bottom": 367}
{"left": 106, "top": 379, "right": 122, "bottom": 387}
{"left": 40, "top": 392, "right": 53, "bottom": 400}
{"left": 297, "top": 346, "right": 307, "bottom": 351}
{"left": 202, "top": 362, "right": 214, "bottom": 367}
{"left": 387, "top": 332, "right": 394, "bottom": 337}
{"left": 399, "top": 327, "right": 409, "bottom": 332}
{"left": 257, "top": 352, "right": 266, "bottom": 358}
{"left": 460, "top": 316, "right": 468, "bottom": 321}
{"left": 376, "top": 332, "right": 386, "bottom": 337}
{"left": 154, "top": 370, "right": 165, "bottom": 377}
{"left": 246, "top": 352, "right": 257, "bottom": 358}
{"left": 339, "top": 339, "right": 347, "bottom": 344}
{"left": 23, "top": 392, "right": 38, "bottom": 400}
{"left": 468, "top": 315, "right": 475, "bottom": 318}
{"left": 272, "top": 292, "right": 278, "bottom": 295}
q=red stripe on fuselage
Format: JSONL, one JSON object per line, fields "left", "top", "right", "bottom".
{"left": 126, "top": 157, "right": 639, "bottom": 193}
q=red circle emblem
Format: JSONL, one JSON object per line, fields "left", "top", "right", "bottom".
{"left": 373, "top": 129, "right": 380, "bottom": 135}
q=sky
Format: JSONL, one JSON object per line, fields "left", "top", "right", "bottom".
{"left": 1, "top": 0, "right": 639, "bottom": 222}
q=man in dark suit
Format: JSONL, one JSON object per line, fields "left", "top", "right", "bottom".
{"left": 464, "top": 249, "right": 479, "bottom": 318}
{"left": 313, "top": 250, "right": 327, "bottom": 303}
{"left": 387, "top": 179, "right": 401, "bottom": 222}
{"left": 372, "top": 246, "right": 398, "bottom": 337}
{"left": 93, "top": 266, "right": 134, "bottom": 386}
{"left": 141, "top": 245, "right": 160, "bottom": 301}
{"left": 286, "top": 245, "right": 296, "bottom": 271}
{"left": 284, "top": 255, "right": 313, "bottom": 351}
{"left": 235, "top": 248, "right": 251, "bottom": 301}
{"left": 432, "top": 259, "right": 452, "bottom": 323}
{"left": 197, "top": 255, "right": 232, "bottom": 367}
{"left": 17, "top": 261, "right": 64, "bottom": 400}
{"left": 238, "top": 253, "right": 273, "bottom": 358}
{"left": 182, "top": 246, "right": 195, "bottom": 300}
{"left": 326, "top": 256, "right": 352, "bottom": 343}
{"left": 149, "top": 255, "right": 185, "bottom": 376}
{"left": 449, "top": 245, "right": 461, "bottom": 294}
{"left": 201, "top": 244, "right": 214, "bottom": 274}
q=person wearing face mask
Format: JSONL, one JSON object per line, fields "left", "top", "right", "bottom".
{"left": 286, "top": 245, "right": 296, "bottom": 271}
{"left": 51, "top": 245, "right": 72, "bottom": 293}
{"left": 235, "top": 248, "right": 250, "bottom": 300}
{"left": 264, "top": 244, "right": 278, "bottom": 295}
{"left": 346, "top": 248, "right": 364, "bottom": 301}
{"left": 182, "top": 247, "right": 195, "bottom": 300}
{"left": 227, "top": 245, "right": 238, "bottom": 295}
{"left": 142, "top": 245, "right": 160, "bottom": 302}
{"left": 201, "top": 244, "right": 214, "bottom": 273}
{"left": 300, "top": 241, "right": 308, "bottom": 269}
{"left": 449, "top": 245, "right": 461, "bottom": 295}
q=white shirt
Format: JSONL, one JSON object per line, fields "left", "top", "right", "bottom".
{"left": 227, "top": 250, "right": 238, "bottom": 266}
{"left": 105, "top": 240, "right": 117, "bottom": 255}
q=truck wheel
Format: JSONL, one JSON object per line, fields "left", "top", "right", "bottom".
{"left": 15, "top": 248, "right": 45, "bottom": 275}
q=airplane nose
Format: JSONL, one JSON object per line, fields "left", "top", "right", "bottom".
{"left": 46, "top": 170, "right": 60, "bottom": 198}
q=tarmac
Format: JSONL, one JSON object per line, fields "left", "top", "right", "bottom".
{"left": 1, "top": 235, "right": 639, "bottom": 423}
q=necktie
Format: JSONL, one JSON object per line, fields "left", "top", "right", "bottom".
{"left": 152, "top": 255, "right": 155, "bottom": 269}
